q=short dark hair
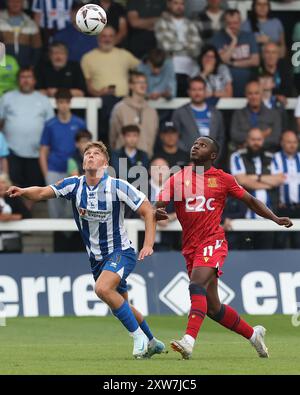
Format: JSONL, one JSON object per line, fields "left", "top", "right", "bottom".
{"left": 129, "top": 70, "right": 146, "bottom": 84}
{"left": 55, "top": 88, "right": 72, "bottom": 101}
{"left": 224, "top": 9, "right": 241, "bottom": 18}
{"left": 148, "top": 48, "right": 166, "bottom": 68}
{"left": 188, "top": 76, "right": 207, "bottom": 89}
{"left": 198, "top": 45, "right": 221, "bottom": 75}
{"left": 121, "top": 124, "right": 140, "bottom": 135}
{"left": 49, "top": 41, "right": 68, "bottom": 53}
{"left": 17, "top": 67, "right": 36, "bottom": 80}
{"left": 75, "top": 129, "right": 93, "bottom": 142}
{"left": 205, "top": 136, "right": 221, "bottom": 155}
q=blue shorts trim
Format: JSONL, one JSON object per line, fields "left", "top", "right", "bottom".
{"left": 90, "top": 248, "right": 137, "bottom": 294}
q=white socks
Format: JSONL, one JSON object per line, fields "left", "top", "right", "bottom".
{"left": 131, "top": 327, "right": 144, "bottom": 338}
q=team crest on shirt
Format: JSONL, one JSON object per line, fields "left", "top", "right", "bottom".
{"left": 185, "top": 180, "right": 190, "bottom": 187}
{"left": 204, "top": 257, "right": 210, "bottom": 263}
{"left": 208, "top": 178, "right": 218, "bottom": 188}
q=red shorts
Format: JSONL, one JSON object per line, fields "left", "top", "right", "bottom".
{"left": 183, "top": 239, "right": 228, "bottom": 279}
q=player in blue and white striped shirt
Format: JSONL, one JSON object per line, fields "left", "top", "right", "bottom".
{"left": 7, "top": 141, "right": 165, "bottom": 359}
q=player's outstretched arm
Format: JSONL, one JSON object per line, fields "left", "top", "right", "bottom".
{"left": 6, "top": 186, "right": 56, "bottom": 202}
{"left": 241, "top": 191, "right": 293, "bottom": 228}
{"left": 137, "top": 199, "right": 156, "bottom": 261}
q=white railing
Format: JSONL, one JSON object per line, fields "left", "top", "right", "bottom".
{"left": 50, "top": 97, "right": 299, "bottom": 141}
{"left": 0, "top": 218, "right": 299, "bottom": 250}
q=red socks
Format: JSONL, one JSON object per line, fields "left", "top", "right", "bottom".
{"left": 185, "top": 284, "right": 207, "bottom": 339}
{"left": 210, "top": 304, "right": 254, "bottom": 339}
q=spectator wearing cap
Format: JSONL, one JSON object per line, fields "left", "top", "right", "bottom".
{"left": 81, "top": 25, "right": 140, "bottom": 98}
{"left": 230, "top": 127, "right": 285, "bottom": 249}
{"left": 39, "top": 88, "right": 86, "bottom": 218}
{"left": 109, "top": 71, "right": 159, "bottom": 157}
{"left": 230, "top": 80, "right": 283, "bottom": 151}
{"left": 273, "top": 130, "right": 300, "bottom": 248}
{"left": 154, "top": 122, "right": 190, "bottom": 169}
{"left": 0, "top": 0, "right": 42, "bottom": 67}
{"left": 155, "top": 0, "right": 202, "bottom": 97}
{"left": 126, "top": 0, "right": 166, "bottom": 59}
{"left": 0, "top": 68, "right": 54, "bottom": 202}
{"left": 67, "top": 129, "right": 92, "bottom": 177}
{"left": 36, "top": 42, "right": 86, "bottom": 97}
{"left": 171, "top": 76, "right": 225, "bottom": 156}
{"left": 110, "top": 124, "right": 149, "bottom": 181}
{"left": 137, "top": 48, "right": 176, "bottom": 100}
{"left": 53, "top": 2, "right": 98, "bottom": 63}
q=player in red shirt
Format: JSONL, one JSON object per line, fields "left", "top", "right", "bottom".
{"left": 156, "top": 136, "right": 293, "bottom": 360}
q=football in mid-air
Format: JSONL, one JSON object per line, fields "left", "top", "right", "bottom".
{"left": 76, "top": 4, "right": 107, "bottom": 35}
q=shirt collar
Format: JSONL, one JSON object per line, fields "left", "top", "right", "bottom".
{"left": 83, "top": 171, "right": 109, "bottom": 190}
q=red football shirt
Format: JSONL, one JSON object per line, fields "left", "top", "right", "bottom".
{"left": 158, "top": 166, "right": 246, "bottom": 254}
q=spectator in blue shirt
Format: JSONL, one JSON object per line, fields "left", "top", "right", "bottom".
{"left": 39, "top": 88, "right": 86, "bottom": 218}
{"left": 52, "top": 2, "right": 98, "bottom": 63}
{"left": 0, "top": 131, "right": 9, "bottom": 174}
{"left": 137, "top": 48, "right": 176, "bottom": 100}
{"left": 211, "top": 8, "right": 259, "bottom": 97}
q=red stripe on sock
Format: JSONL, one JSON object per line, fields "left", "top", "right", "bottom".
{"left": 186, "top": 294, "right": 207, "bottom": 339}
{"left": 220, "top": 305, "right": 254, "bottom": 339}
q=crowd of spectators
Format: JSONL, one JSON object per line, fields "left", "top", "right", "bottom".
{"left": 0, "top": 0, "right": 300, "bottom": 251}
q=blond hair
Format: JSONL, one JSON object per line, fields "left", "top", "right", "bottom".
{"left": 83, "top": 141, "right": 110, "bottom": 162}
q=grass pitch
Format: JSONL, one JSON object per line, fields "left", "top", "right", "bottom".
{"left": 0, "top": 315, "right": 299, "bottom": 375}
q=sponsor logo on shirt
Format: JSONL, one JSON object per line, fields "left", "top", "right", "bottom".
{"left": 208, "top": 178, "right": 218, "bottom": 188}
{"left": 79, "top": 207, "right": 111, "bottom": 222}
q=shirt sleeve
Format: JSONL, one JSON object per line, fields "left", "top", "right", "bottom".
{"left": 116, "top": 179, "right": 146, "bottom": 211}
{"left": 157, "top": 175, "right": 175, "bottom": 205}
{"left": 50, "top": 177, "right": 78, "bottom": 200}
{"left": 226, "top": 174, "right": 246, "bottom": 200}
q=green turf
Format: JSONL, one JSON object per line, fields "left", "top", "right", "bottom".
{"left": 0, "top": 315, "right": 299, "bottom": 375}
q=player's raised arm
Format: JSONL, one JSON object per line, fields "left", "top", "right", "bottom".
{"left": 6, "top": 185, "right": 55, "bottom": 201}
{"left": 241, "top": 191, "right": 293, "bottom": 228}
{"left": 137, "top": 199, "right": 156, "bottom": 261}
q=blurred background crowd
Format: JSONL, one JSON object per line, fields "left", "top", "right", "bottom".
{"left": 0, "top": 0, "right": 300, "bottom": 253}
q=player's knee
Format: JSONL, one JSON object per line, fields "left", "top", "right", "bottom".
{"left": 207, "top": 304, "right": 222, "bottom": 318}
{"left": 95, "top": 283, "right": 111, "bottom": 301}
{"left": 189, "top": 282, "right": 207, "bottom": 296}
